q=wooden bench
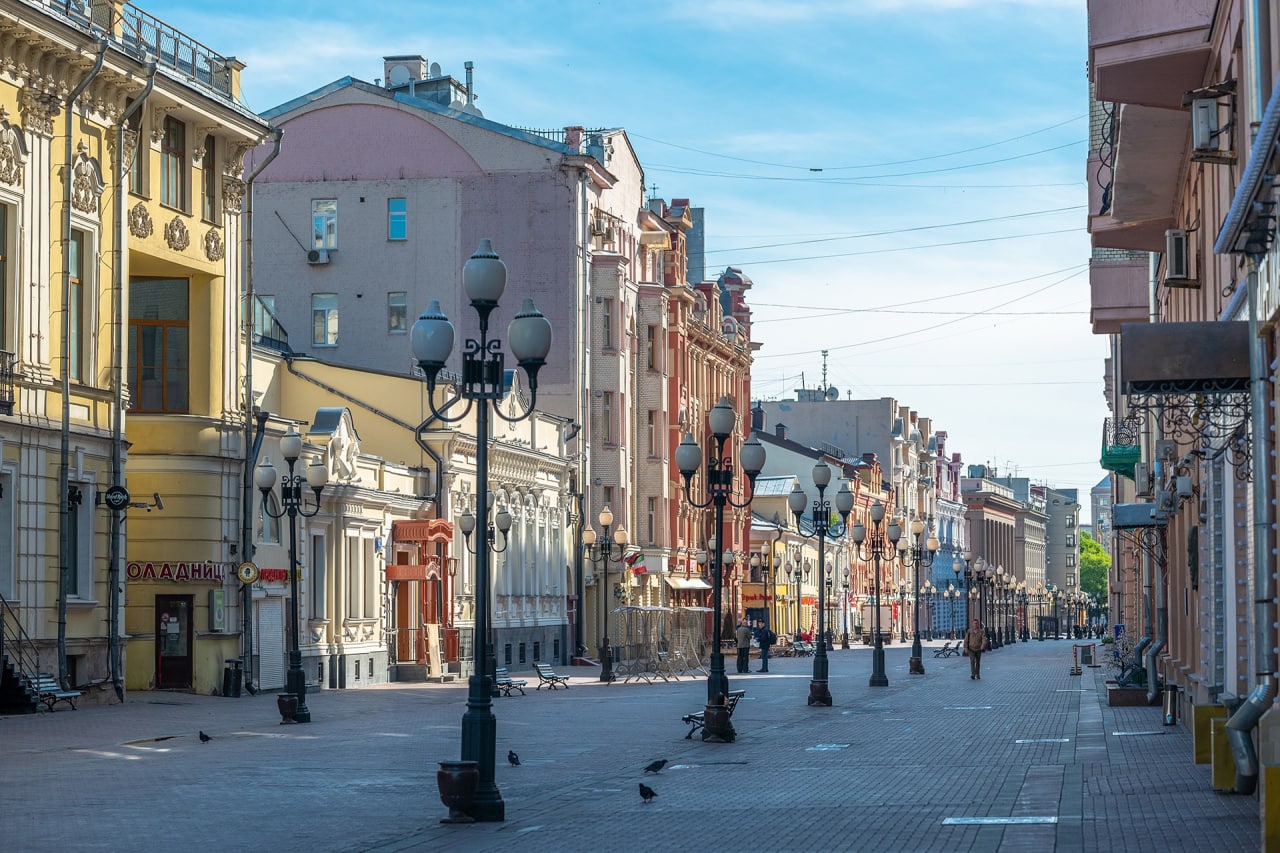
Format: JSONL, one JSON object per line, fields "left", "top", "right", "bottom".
{"left": 933, "top": 641, "right": 960, "bottom": 658}
{"left": 681, "top": 689, "right": 746, "bottom": 740}
{"left": 493, "top": 667, "right": 526, "bottom": 697}
{"left": 534, "top": 662, "right": 569, "bottom": 690}
{"left": 31, "top": 674, "right": 81, "bottom": 711}
{"left": 791, "top": 641, "right": 815, "bottom": 657}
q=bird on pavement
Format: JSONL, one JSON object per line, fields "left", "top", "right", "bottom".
{"left": 507, "top": 750, "right": 520, "bottom": 766}
{"left": 643, "top": 759, "right": 667, "bottom": 774}
{"left": 199, "top": 731, "right": 212, "bottom": 743}
{"left": 639, "top": 783, "right": 657, "bottom": 803}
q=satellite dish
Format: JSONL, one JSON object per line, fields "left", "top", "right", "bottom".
{"left": 825, "top": 386, "right": 839, "bottom": 401}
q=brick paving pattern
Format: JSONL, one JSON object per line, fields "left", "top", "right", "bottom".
{"left": 0, "top": 640, "right": 1258, "bottom": 852}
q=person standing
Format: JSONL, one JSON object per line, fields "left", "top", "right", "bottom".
{"left": 755, "top": 620, "right": 776, "bottom": 672}
{"left": 735, "top": 620, "right": 753, "bottom": 673}
{"left": 964, "top": 618, "right": 989, "bottom": 679}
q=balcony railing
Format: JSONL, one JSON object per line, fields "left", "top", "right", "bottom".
{"left": 28, "top": 1, "right": 241, "bottom": 106}
{"left": 0, "top": 349, "right": 13, "bottom": 415}
{"left": 1100, "top": 416, "right": 1142, "bottom": 477}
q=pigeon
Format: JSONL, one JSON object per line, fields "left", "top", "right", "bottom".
{"left": 198, "top": 731, "right": 212, "bottom": 743}
{"left": 639, "top": 783, "right": 657, "bottom": 803}
{"left": 507, "top": 750, "right": 520, "bottom": 766}
{"left": 643, "top": 759, "right": 667, "bottom": 774}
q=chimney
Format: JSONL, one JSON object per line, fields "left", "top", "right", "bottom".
{"left": 775, "top": 423, "right": 787, "bottom": 441}
{"left": 751, "top": 402, "right": 765, "bottom": 432}
{"left": 564, "top": 126, "right": 584, "bottom": 153}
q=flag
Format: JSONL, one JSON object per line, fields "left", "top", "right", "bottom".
{"left": 623, "top": 551, "right": 646, "bottom": 573}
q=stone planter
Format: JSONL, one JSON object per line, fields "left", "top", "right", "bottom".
{"left": 276, "top": 692, "right": 298, "bottom": 724}
{"left": 437, "top": 759, "right": 479, "bottom": 823}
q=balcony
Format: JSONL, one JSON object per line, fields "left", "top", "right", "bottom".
{"left": 0, "top": 349, "right": 12, "bottom": 415}
{"left": 1088, "top": 105, "right": 1185, "bottom": 252}
{"left": 1088, "top": 0, "right": 1214, "bottom": 109}
{"left": 1100, "top": 416, "right": 1142, "bottom": 478}
{"left": 1090, "top": 255, "right": 1149, "bottom": 335}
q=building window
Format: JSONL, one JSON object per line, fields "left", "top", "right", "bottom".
{"left": 1066, "top": 573, "right": 1076, "bottom": 587}
{"left": 602, "top": 298, "right": 613, "bottom": 348}
{"left": 312, "top": 199, "right": 337, "bottom": 249}
{"left": 125, "top": 104, "right": 143, "bottom": 196}
{"left": 160, "top": 116, "right": 186, "bottom": 210}
{"left": 601, "top": 391, "right": 613, "bottom": 443}
{"left": 1065, "top": 533, "right": 1075, "bottom": 547}
{"left": 312, "top": 293, "right": 338, "bottom": 346}
{"left": 129, "top": 278, "right": 189, "bottom": 413}
{"left": 256, "top": 491, "right": 280, "bottom": 544}
{"left": 201, "top": 134, "right": 218, "bottom": 221}
{"left": 646, "top": 325, "right": 657, "bottom": 369}
{"left": 67, "top": 484, "right": 93, "bottom": 598}
{"left": 0, "top": 204, "right": 8, "bottom": 352}
{"left": 1066, "top": 555, "right": 1076, "bottom": 568}
{"left": 602, "top": 486, "right": 614, "bottom": 511}
{"left": 646, "top": 410, "right": 656, "bottom": 456}
{"left": 388, "top": 292, "right": 407, "bottom": 333}
{"left": 647, "top": 497, "right": 657, "bottom": 546}
{"left": 388, "top": 198, "right": 407, "bottom": 240}
{"left": 68, "top": 229, "right": 88, "bottom": 383}
{"left": 1066, "top": 515, "right": 1075, "bottom": 529}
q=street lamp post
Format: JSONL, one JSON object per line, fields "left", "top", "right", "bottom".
{"left": 676, "top": 397, "right": 766, "bottom": 704}
{"left": 410, "top": 238, "right": 553, "bottom": 823}
{"left": 841, "top": 566, "right": 851, "bottom": 649}
{"left": 851, "top": 501, "right": 902, "bottom": 687}
{"left": 255, "top": 427, "right": 328, "bottom": 725}
{"left": 790, "top": 557, "right": 809, "bottom": 640}
{"left": 582, "top": 506, "right": 629, "bottom": 683}
{"left": 900, "top": 519, "right": 938, "bottom": 674}
{"left": 788, "top": 463, "right": 854, "bottom": 706}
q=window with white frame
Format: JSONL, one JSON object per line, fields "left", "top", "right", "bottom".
{"left": 646, "top": 325, "right": 657, "bottom": 369}
{"left": 160, "top": 116, "right": 186, "bottom": 210}
{"left": 69, "top": 229, "right": 89, "bottom": 383}
{"left": 1066, "top": 555, "right": 1076, "bottom": 568}
{"left": 647, "top": 497, "right": 657, "bottom": 546}
{"left": 388, "top": 198, "right": 407, "bottom": 240}
{"left": 67, "top": 482, "right": 94, "bottom": 599}
{"left": 257, "top": 491, "right": 280, "bottom": 544}
{"left": 602, "top": 298, "right": 613, "bottom": 348}
{"left": 601, "top": 391, "right": 613, "bottom": 443}
{"left": 388, "top": 292, "right": 407, "bottom": 333}
{"left": 310, "top": 532, "right": 327, "bottom": 619}
{"left": 647, "top": 410, "right": 656, "bottom": 456}
{"left": 312, "top": 293, "right": 338, "bottom": 346}
{"left": 201, "top": 134, "right": 218, "bottom": 221}
{"left": 312, "top": 199, "right": 337, "bottom": 249}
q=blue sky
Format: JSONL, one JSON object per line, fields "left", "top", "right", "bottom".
{"left": 144, "top": 0, "right": 1105, "bottom": 510}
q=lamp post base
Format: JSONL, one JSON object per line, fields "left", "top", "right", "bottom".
{"left": 908, "top": 656, "right": 925, "bottom": 675}
{"left": 869, "top": 643, "right": 889, "bottom": 687}
{"left": 599, "top": 638, "right": 615, "bottom": 682}
{"left": 841, "top": 633, "right": 850, "bottom": 649}
{"left": 460, "top": 674, "right": 505, "bottom": 823}
{"left": 807, "top": 679, "right": 833, "bottom": 706}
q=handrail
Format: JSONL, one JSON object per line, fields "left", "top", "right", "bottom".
{"left": 0, "top": 592, "right": 41, "bottom": 692}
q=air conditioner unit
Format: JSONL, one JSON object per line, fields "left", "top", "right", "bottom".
{"left": 1134, "top": 462, "right": 1153, "bottom": 497}
{"left": 1191, "top": 98, "right": 1218, "bottom": 152}
{"left": 1163, "top": 229, "right": 1195, "bottom": 286}
{"left": 307, "top": 248, "right": 330, "bottom": 265}
{"left": 590, "top": 216, "right": 606, "bottom": 236}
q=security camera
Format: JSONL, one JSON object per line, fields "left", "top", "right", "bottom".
{"left": 153, "top": 493, "right": 165, "bottom": 511}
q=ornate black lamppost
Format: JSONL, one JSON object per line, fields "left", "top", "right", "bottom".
{"left": 897, "top": 519, "right": 938, "bottom": 674}
{"left": 788, "top": 463, "right": 854, "bottom": 706}
{"left": 410, "top": 238, "right": 552, "bottom": 823}
{"left": 582, "top": 506, "right": 628, "bottom": 682}
{"left": 789, "top": 557, "right": 810, "bottom": 640}
{"left": 1018, "top": 583, "right": 1029, "bottom": 641}
{"left": 676, "top": 396, "right": 766, "bottom": 704}
{"left": 749, "top": 518, "right": 784, "bottom": 673}
{"left": 841, "top": 566, "right": 851, "bottom": 649}
{"left": 255, "top": 426, "right": 328, "bottom": 724}
{"left": 851, "top": 501, "right": 901, "bottom": 687}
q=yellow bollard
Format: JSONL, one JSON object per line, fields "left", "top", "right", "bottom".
{"left": 1193, "top": 704, "right": 1229, "bottom": 765}
{"left": 1210, "top": 717, "right": 1236, "bottom": 791}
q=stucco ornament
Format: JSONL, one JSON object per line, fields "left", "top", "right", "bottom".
{"left": 128, "top": 202, "right": 153, "bottom": 238}
{"left": 70, "top": 144, "right": 104, "bottom": 217}
{"left": 0, "top": 108, "right": 26, "bottom": 187}
{"left": 221, "top": 176, "right": 245, "bottom": 214}
{"left": 164, "top": 216, "right": 190, "bottom": 251}
{"left": 203, "top": 228, "right": 224, "bottom": 261}
{"left": 327, "top": 416, "right": 361, "bottom": 482}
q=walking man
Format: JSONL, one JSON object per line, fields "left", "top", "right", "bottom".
{"left": 735, "top": 620, "right": 753, "bottom": 673}
{"left": 964, "top": 618, "right": 988, "bottom": 679}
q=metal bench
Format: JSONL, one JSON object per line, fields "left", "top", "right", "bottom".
{"left": 31, "top": 674, "right": 81, "bottom": 711}
{"left": 534, "top": 662, "right": 569, "bottom": 689}
{"left": 493, "top": 667, "right": 527, "bottom": 697}
{"left": 682, "top": 689, "right": 746, "bottom": 740}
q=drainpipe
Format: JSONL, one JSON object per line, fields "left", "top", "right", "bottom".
{"left": 239, "top": 128, "right": 283, "bottom": 695}
{"left": 56, "top": 37, "right": 107, "bottom": 689}
{"left": 1145, "top": 524, "right": 1167, "bottom": 704}
{"left": 1224, "top": 256, "right": 1275, "bottom": 796}
{"left": 107, "top": 58, "right": 156, "bottom": 702}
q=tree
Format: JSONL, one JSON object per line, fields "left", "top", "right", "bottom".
{"left": 1079, "top": 531, "right": 1110, "bottom": 602}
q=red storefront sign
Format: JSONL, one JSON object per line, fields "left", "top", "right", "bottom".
{"left": 126, "top": 561, "right": 228, "bottom": 582}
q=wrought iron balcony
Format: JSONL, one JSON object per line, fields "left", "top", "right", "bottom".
{"left": 1100, "top": 415, "right": 1141, "bottom": 477}
{"left": 0, "top": 349, "right": 14, "bottom": 415}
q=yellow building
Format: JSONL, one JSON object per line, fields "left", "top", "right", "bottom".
{"left": 0, "top": 0, "right": 267, "bottom": 704}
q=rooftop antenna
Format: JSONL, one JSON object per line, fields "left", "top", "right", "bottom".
{"left": 821, "top": 350, "right": 829, "bottom": 393}
{"left": 648, "top": 182, "right": 659, "bottom": 201}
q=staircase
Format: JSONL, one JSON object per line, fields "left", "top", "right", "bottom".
{"left": 0, "top": 593, "right": 41, "bottom": 713}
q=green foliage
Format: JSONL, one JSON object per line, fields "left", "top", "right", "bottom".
{"left": 1079, "top": 531, "right": 1109, "bottom": 601}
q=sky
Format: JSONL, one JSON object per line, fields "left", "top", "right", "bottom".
{"left": 142, "top": 0, "right": 1107, "bottom": 515}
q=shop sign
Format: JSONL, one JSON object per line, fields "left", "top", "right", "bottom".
{"left": 259, "top": 568, "right": 290, "bottom": 583}
{"left": 126, "top": 561, "right": 228, "bottom": 582}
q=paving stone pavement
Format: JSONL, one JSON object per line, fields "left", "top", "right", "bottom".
{"left": 0, "top": 639, "right": 1259, "bottom": 852}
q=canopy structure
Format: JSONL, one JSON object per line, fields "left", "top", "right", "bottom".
{"left": 611, "top": 606, "right": 679, "bottom": 683}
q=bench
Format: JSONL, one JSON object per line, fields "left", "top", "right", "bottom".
{"left": 682, "top": 689, "right": 746, "bottom": 740}
{"left": 31, "top": 674, "right": 81, "bottom": 711}
{"left": 790, "top": 641, "right": 815, "bottom": 657}
{"left": 493, "top": 667, "right": 526, "bottom": 697}
{"left": 534, "top": 662, "right": 570, "bottom": 690}
{"left": 933, "top": 641, "right": 960, "bottom": 658}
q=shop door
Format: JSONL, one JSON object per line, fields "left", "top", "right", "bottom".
{"left": 155, "top": 595, "right": 193, "bottom": 689}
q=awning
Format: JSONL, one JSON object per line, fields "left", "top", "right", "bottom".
{"left": 664, "top": 577, "right": 711, "bottom": 590}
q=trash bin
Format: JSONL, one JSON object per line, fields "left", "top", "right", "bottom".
{"left": 1080, "top": 644, "right": 1094, "bottom": 666}
{"left": 222, "top": 658, "right": 243, "bottom": 698}
{"left": 1163, "top": 685, "right": 1178, "bottom": 726}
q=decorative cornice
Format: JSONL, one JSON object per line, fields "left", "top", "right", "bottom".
{"left": 19, "top": 87, "right": 59, "bottom": 137}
